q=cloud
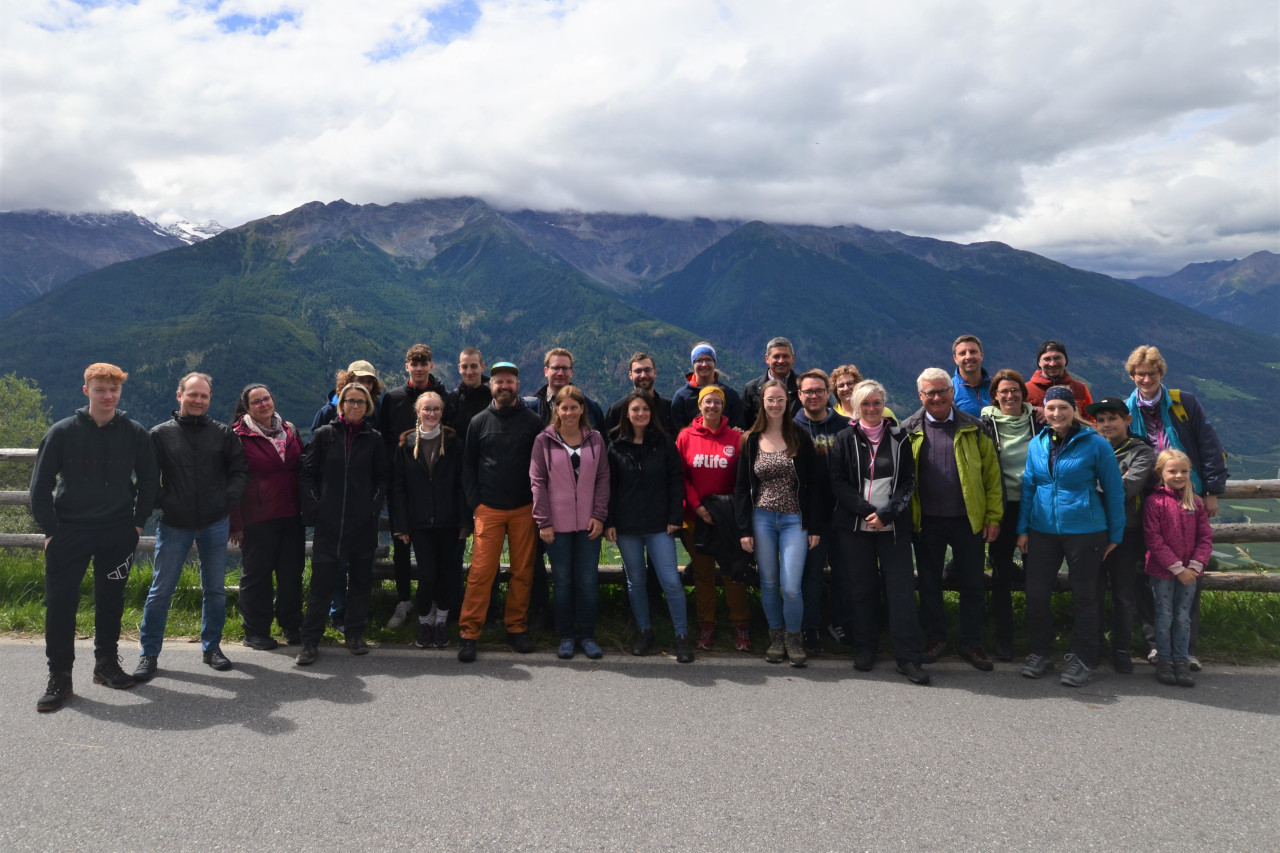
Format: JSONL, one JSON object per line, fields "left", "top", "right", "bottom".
{"left": 1, "top": 0, "right": 1275, "bottom": 276}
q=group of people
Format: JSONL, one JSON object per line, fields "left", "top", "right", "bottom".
{"left": 29, "top": 334, "right": 1225, "bottom": 711}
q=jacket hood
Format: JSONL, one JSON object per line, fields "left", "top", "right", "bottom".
{"left": 795, "top": 407, "right": 838, "bottom": 428}
{"left": 1028, "top": 368, "right": 1075, "bottom": 389}
{"left": 982, "top": 402, "right": 1034, "bottom": 422}
{"left": 688, "top": 414, "right": 736, "bottom": 439}
{"left": 75, "top": 406, "right": 128, "bottom": 426}
{"left": 170, "top": 410, "right": 211, "bottom": 426}
{"left": 683, "top": 370, "right": 725, "bottom": 389}
{"left": 488, "top": 396, "right": 530, "bottom": 417}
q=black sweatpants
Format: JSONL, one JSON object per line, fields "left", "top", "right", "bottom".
{"left": 1025, "top": 530, "right": 1107, "bottom": 663}
{"left": 44, "top": 523, "right": 139, "bottom": 673}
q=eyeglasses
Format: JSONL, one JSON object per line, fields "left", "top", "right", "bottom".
{"left": 248, "top": 395, "right": 273, "bottom": 407}
{"left": 921, "top": 388, "right": 952, "bottom": 398}
{"left": 1133, "top": 371, "right": 1160, "bottom": 379}
{"left": 700, "top": 398, "right": 724, "bottom": 407}
{"left": 860, "top": 400, "right": 885, "bottom": 408}
{"left": 547, "top": 365, "right": 572, "bottom": 373}
{"left": 341, "top": 399, "right": 367, "bottom": 408}
{"left": 419, "top": 407, "right": 443, "bottom": 414}
{"left": 693, "top": 357, "right": 715, "bottom": 365}
{"left": 799, "top": 388, "right": 828, "bottom": 396}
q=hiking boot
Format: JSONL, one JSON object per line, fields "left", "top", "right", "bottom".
{"left": 432, "top": 624, "right": 450, "bottom": 648}
{"left": 38, "top": 672, "right": 73, "bottom": 712}
{"left": 133, "top": 655, "right": 158, "bottom": 682}
{"left": 632, "top": 629, "right": 655, "bottom": 657}
{"left": 243, "top": 634, "right": 279, "bottom": 651}
{"left": 827, "top": 621, "right": 855, "bottom": 648}
{"left": 958, "top": 645, "right": 994, "bottom": 672}
{"left": 415, "top": 622, "right": 432, "bottom": 649}
{"left": 203, "top": 647, "right": 233, "bottom": 670}
{"left": 895, "top": 661, "right": 930, "bottom": 685}
{"left": 1187, "top": 656, "right": 1202, "bottom": 672}
{"left": 784, "top": 631, "right": 807, "bottom": 668}
{"left": 507, "top": 632, "right": 534, "bottom": 654}
{"left": 458, "top": 639, "right": 477, "bottom": 663}
{"left": 802, "top": 628, "right": 823, "bottom": 654}
{"left": 345, "top": 635, "right": 370, "bottom": 655}
{"left": 1021, "top": 653, "right": 1053, "bottom": 679}
{"left": 1112, "top": 651, "right": 1134, "bottom": 674}
{"left": 581, "top": 638, "right": 604, "bottom": 660}
{"left": 283, "top": 627, "right": 303, "bottom": 646}
{"left": 696, "top": 624, "right": 715, "bottom": 651}
{"left": 1060, "top": 653, "right": 1092, "bottom": 687}
{"left": 386, "top": 600, "right": 413, "bottom": 629}
{"left": 922, "top": 639, "right": 946, "bottom": 663}
{"left": 733, "top": 624, "right": 751, "bottom": 652}
{"left": 295, "top": 644, "right": 318, "bottom": 666}
{"left": 1173, "top": 660, "right": 1195, "bottom": 687}
{"left": 1155, "top": 658, "right": 1176, "bottom": 685}
{"left": 92, "top": 655, "right": 136, "bottom": 690}
{"left": 765, "top": 628, "right": 786, "bottom": 664}
{"left": 675, "top": 634, "right": 694, "bottom": 664}
{"left": 853, "top": 650, "right": 876, "bottom": 672}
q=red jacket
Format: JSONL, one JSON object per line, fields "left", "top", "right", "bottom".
{"left": 1142, "top": 486, "right": 1213, "bottom": 579}
{"left": 1025, "top": 368, "right": 1094, "bottom": 419}
{"left": 675, "top": 416, "right": 741, "bottom": 521}
{"left": 230, "top": 417, "right": 303, "bottom": 532}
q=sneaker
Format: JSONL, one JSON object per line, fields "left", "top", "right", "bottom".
{"left": 733, "top": 625, "right": 751, "bottom": 652}
{"left": 329, "top": 612, "right": 345, "bottom": 634}
{"left": 283, "top": 627, "right": 303, "bottom": 646}
{"left": 958, "top": 645, "right": 994, "bottom": 672}
{"left": 922, "top": 639, "right": 946, "bottom": 663}
{"left": 1147, "top": 648, "right": 1158, "bottom": 664}
{"left": 827, "top": 621, "right": 855, "bottom": 648}
{"left": 415, "top": 622, "right": 432, "bottom": 649}
{"left": 784, "top": 631, "right": 807, "bottom": 668}
{"left": 1112, "top": 651, "right": 1134, "bottom": 674}
{"left": 295, "top": 644, "right": 318, "bottom": 666}
{"left": 92, "top": 656, "right": 136, "bottom": 690}
{"left": 1060, "top": 653, "right": 1092, "bottom": 687}
{"left": 1021, "top": 653, "right": 1053, "bottom": 679}
{"left": 386, "top": 600, "right": 413, "bottom": 630}
{"left": 203, "top": 647, "right": 233, "bottom": 671}
{"left": 1155, "top": 658, "right": 1176, "bottom": 685}
{"left": 1187, "top": 656, "right": 1202, "bottom": 672}
{"left": 853, "top": 650, "right": 875, "bottom": 672}
{"left": 458, "top": 638, "right": 477, "bottom": 663}
{"left": 37, "top": 672, "right": 73, "bottom": 712}
{"left": 696, "top": 624, "right": 715, "bottom": 651}
{"left": 675, "top": 634, "right": 694, "bottom": 664}
{"left": 243, "top": 634, "right": 279, "bottom": 651}
{"left": 432, "top": 624, "right": 449, "bottom": 649}
{"left": 133, "top": 655, "right": 158, "bottom": 682}
{"left": 895, "top": 661, "right": 930, "bottom": 685}
{"left": 345, "top": 635, "right": 370, "bottom": 655}
{"left": 507, "top": 632, "right": 534, "bottom": 654}
{"left": 765, "top": 628, "right": 785, "bottom": 664}
{"left": 632, "top": 629, "right": 655, "bottom": 657}
{"left": 581, "top": 638, "right": 603, "bottom": 660}
{"left": 1173, "top": 660, "right": 1195, "bottom": 687}
{"left": 558, "top": 638, "right": 576, "bottom": 659}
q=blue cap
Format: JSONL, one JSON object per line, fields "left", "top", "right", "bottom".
{"left": 490, "top": 361, "right": 519, "bottom": 377}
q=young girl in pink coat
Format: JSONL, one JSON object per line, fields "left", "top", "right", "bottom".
{"left": 1143, "top": 449, "right": 1212, "bottom": 688}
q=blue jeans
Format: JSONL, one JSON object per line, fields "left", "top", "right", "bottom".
{"left": 617, "top": 532, "right": 688, "bottom": 636}
{"left": 546, "top": 531, "right": 601, "bottom": 640}
{"left": 1150, "top": 575, "right": 1195, "bottom": 662}
{"left": 753, "top": 509, "right": 807, "bottom": 632}
{"left": 140, "top": 517, "right": 230, "bottom": 656}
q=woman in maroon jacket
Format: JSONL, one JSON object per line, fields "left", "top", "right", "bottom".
{"left": 230, "top": 383, "right": 305, "bottom": 650}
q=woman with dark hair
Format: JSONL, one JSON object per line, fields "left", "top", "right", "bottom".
{"left": 531, "top": 385, "right": 611, "bottom": 660}
{"left": 229, "top": 384, "right": 306, "bottom": 650}
{"left": 605, "top": 391, "right": 692, "bottom": 662}
{"left": 295, "top": 382, "right": 389, "bottom": 665}
{"left": 390, "top": 391, "right": 467, "bottom": 650}
{"left": 736, "top": 379, "right": 819, "bottom": 667}
{"left": 980, "top": 368, "right": 1042, "bottom": 660}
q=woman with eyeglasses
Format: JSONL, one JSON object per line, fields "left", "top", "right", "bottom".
{"left": 531, "top": 385, "right": 611, "bottom": 660}
{"left": 229, "top": 384, "right": 306, "bottom": 651}
{"left": 980, "top": 369, "right": 1043, "bottom": 661}
{"left": 390, "top": 391, "right": 468, "bottom": 650}
{"left": 295, "top": 382, "right": 389, "bottom": 665}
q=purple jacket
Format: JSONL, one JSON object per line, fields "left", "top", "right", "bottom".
{"left": 1142, "top": 486, "right": 1212, "bottom": 578}
{"left": 530, "top": 426, "right": 610, "bottom": 532}
{"left": 230, "top": 417, "right": 303, "bottom": 532}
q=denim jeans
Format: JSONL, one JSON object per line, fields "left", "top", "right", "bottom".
{"left": 753, "top": 509, "right": 807, "bottom": 632}
{"left": 546, "top": 530, "right": 601, "bottom": 640}
{"left": 1150, "top": 575, "right": 1195, "bottom": 662}
{"left": 617, "top": 532, "right": 688, "bottom": 636}
{"left": 140, "top": 516, "right": 231, "bottom": 656}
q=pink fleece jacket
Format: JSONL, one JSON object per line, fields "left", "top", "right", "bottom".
{"left": 1142, "top": 485, "right": 1213, "bottom": 579}
{"left": 530, "top": 426, "right": 610, "bottom": 532}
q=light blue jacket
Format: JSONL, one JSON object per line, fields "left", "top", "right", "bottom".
{"left": 1017, "top": 425, "right": 1126, "bottom": 544}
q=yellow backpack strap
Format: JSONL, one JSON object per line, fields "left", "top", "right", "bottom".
{"left": 1168, "top": 389, "right": 1188, "bottom": 423}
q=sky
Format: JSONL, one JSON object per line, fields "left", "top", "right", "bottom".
{"left": 1, "top": 0, "right": 1276, "bottom": 278}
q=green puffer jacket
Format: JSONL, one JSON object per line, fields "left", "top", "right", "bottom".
{"left": 901, "top": 407, "right": 1003, "bottom": 535}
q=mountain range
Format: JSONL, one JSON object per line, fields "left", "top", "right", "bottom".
{"left": 0, "top": 197, "right": 1275, "bottom": 456}
{"left": 1131, "top": 251, "right": 1278, "bottom": 339}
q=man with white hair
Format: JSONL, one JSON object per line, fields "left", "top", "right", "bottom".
{"left": 900, "top": 367, "right": 1002, "bottom": 672}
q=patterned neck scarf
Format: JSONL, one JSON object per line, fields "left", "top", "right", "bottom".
{"left": 242, "top": 413, "right": 289, "bottom": 462}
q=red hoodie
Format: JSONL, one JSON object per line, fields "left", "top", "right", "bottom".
{"left": 675, "top": 415, "right": 741, "bottom": 521}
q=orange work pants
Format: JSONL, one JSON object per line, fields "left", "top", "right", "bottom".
{"left": 459, "top": 504, "right": 537, "bottom": 640}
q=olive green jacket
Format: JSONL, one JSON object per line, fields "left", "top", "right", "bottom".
{"left": 901, "top": 407, "right": 1003, "bottom": 534}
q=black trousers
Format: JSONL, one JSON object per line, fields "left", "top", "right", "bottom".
{"left": 302, "top": 547, "right": 374, "bottom": 644}
{"left": 839, "top": 527, "right": 923, "bottom": 665}
{"left": 1097, "top": 525, "right": 1142, "bottom": 658}
{"left": 410, "top": 527, "right": 463, "bottom": 615}
{"left": 986, "top": 501, "right": 1022, "bottom": 649}
{"left": 1025, "top": 530, "right": 1106, "bottom": 663}
{"left": 239, "top": 516, "right": 305, "bottom": 637}
{"left": 914, "top": 515, "right": 986, "bottom": 649}
{"left": 44, "top": 523, "right": 139, "bottom": 673}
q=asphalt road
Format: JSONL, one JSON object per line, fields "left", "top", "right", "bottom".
{"left": 2, "top": 637, "right": 1277, "bottom": 852}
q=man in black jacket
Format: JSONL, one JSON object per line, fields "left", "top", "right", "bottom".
{"left": 378, "top": 344, "right": 447, "bottom": 628}
{"left": 605, "top": 351, "right": 675, "bottom": 436}
{"left": 135, "top": 372, "right": 248, "bottom": 681}
{"left": 523, "top": 347, "right": 605, "bottom": 429}
{"left": 457, "top": 362, "right": 543, "bottom": 662}
{"left": 30, "top": 363, "right": 159, "bottom": 712}
{"left": 741, "top": 336, "right": 800, "bottom": 426}
{"left": 446, "top": 346, "right": 491, "bottom": 438}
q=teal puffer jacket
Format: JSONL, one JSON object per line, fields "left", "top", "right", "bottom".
{"left": 1017, "top": 426, "right": 1126, "bottom": 544}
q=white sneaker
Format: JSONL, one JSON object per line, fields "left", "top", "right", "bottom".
{"left": 1188, "top": 656, "right": 1202, "bottom": 672}
{"left": 386, "top": 600, "right": 413, "bottom": 629}
{"left": 1147, "top": 648, "right": 1158, "bottom": 664}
